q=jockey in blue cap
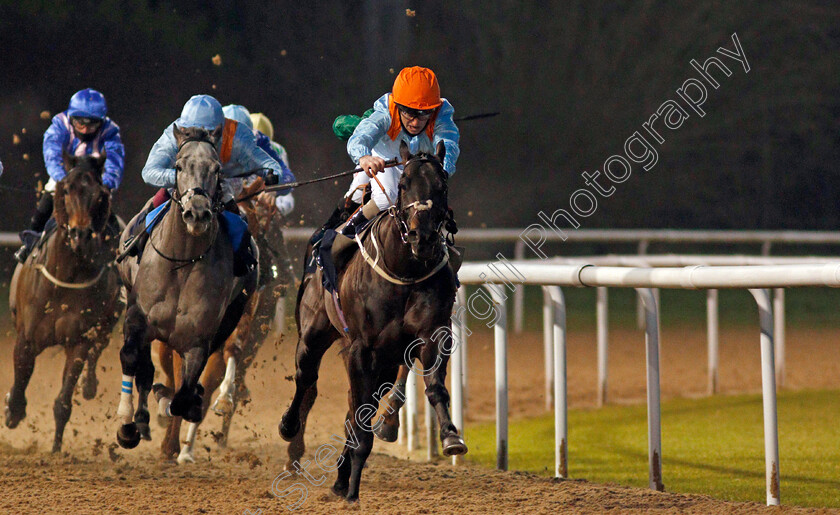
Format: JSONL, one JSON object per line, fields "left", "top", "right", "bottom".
{"left": 222, "top": 104, "right": 296, "bottom": 217}
{"left": 122, "top": 95, "right": 293, "bottom": 276}
{"left": 15, "top": 88, "right": 125, "bottom": 262}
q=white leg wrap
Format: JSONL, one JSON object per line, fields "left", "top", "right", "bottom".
{"left": 117, "top": 374, "right": 135, "bottom": 424}
{"left": 221, "top": 357, "right": 236, "bottom": 393}
{"left": 177, "top": 422, "right": 198, "bottom": 464}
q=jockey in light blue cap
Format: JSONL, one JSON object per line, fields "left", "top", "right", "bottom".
{"left": 124, "top": 95, "right": 293, "bottom": 275}
{"left": 222, "top": 104, "right": 296, "bottom": 209}
{"left": 16, "top": 88, "right": 125, "bottom": 262}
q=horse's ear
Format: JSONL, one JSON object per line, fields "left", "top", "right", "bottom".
{"left": 63, "top": 151, "right": 77, "bottom": 172}
{"left": 209, "top": 124, "right": 224, "bottom": 146}
{"left": 172, "top": 124, "right": 187, "bottom": 147}
{"left": 399, "top": 140, "right": 411, "bottom": 164}
{"left": 435, "top": 141, "right": 446, "bottom": 165}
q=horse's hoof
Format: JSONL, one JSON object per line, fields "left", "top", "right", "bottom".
{"left": 278, "top": 411, "right": 300, "bottom": 442}
{"left": 4, "top": 393, "right": 25, "bottom": 429}
{"left": 137, "top": 422, "right": 152, "bottom": 441}
{"left": 156, "top": 413, "right": 170, "bottom": 428}
{"left": 442, "top": 434, "right": 468, "bottom": 456}
{"left": 152, "top": 383, "right": 174, "bottom": 403}
{"left": 330, "top": 483, "right": 348, "bottom": 498}
{"left": 373, "top": 421, "right": 399, "bottom": 443}
{"left": 117, "top": 423, "right": 141, "bottom": 449}
{"left": 82, "top": 376, "right": 98, "bottom": 400}
{"left": 176, "top": 448, "right": 195, "bottom": 465}
{"left": 211, "top": 392, "right": 234, "bottom": 417}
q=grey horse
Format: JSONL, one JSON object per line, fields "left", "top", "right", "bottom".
{"left": 114, "top": 125, "right": 257, "bottom": 449}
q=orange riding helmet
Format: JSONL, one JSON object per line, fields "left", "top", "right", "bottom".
{"left": 387, "top": 66, "right": 442, "bottom": 140}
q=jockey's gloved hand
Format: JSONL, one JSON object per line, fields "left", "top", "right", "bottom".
{"left": 264, "top": 172, "right": 280, "bottom": 186}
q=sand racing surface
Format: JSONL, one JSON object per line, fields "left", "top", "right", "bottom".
{"left": 1, "top": 321, "right": 839, "bottom": 514}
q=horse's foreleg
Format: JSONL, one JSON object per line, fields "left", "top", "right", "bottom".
{"left": 343, "top": 345, "right": 377, "bottom": 503}
{"left": 134, "top": 339, "right": 155, "bottom": 441}
{"left": 5, "top": 335, "right": 36, "bottom": 429}
{"left": 170, "top": 346, "right": 208, "bottom": 424}
{"left": 373, "top": 365, "right": 407, "bottom": 442}
{"left": 52, "top": 343, "right": 88, "bottom": 452}
{"left": 419, "top": 336, "right": 467, "bottom": 457}
{"left": 116, "top": 303, "right": 147, "bottom": 449}
{"left": 82, "top": 332, "right": 108, "bottom": 400}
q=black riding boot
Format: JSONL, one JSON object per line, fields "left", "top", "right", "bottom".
{"left": 309, "top": 198, "right": 360, "bottom": 246}
{"left": 15, "top": 193, "right": 54, "bottom": 263}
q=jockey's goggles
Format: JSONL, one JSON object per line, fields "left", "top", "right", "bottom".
{"left": 397, "top": 104, "right": 435, "bottom": 120}
{"left": 70, "top": 116, "right": 103, "bottom": 130}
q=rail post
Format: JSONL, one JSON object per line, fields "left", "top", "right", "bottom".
{"left": 514, "top": 239, "right": 525, "bottom": 333}
{"left": 596, "top": 287, "right": 609, "bottom": 407}
{"left": 545, "top": 286, "right": 568, "bottom": 478}
{"left": 542, "top": 288, "right": 554, "bottom": 410}
{"left": 451, "top": 293, "right": 466, "bottom": 465}
{"left": 635, "top": 288, "right": 664, "bottom": 492}
{"left": 773, "top": 288, "right": 785, "bottom": 388}
{"left": 749, "top": 288, "right": 781, "bottom": 506}
{"left": 707, "top": 289, "right": 720, "bottom": 395}
{"left": 486, "top": 284, "right": 508, "bottom": 470}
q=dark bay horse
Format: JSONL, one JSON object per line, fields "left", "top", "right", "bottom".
{"left": 153, "top": 179, "right": 290, "bottom": 462}
{"left": 5, "top": 154, "right": 122, "bottom": 452}
{"left": 279, "top": 141, "right": 467, "bottom": 502}
{"left": 115, "top": 125, "right": 257, "bottom": 450}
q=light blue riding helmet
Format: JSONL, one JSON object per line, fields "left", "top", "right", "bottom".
{"left": 175, "top": 94, "right": 224, "bottom": 131}
{"left": 67, "top": 88, "right": 108, "bottom": 119}
{"left": 222, "top": 104, "right": 254, "bottom": 130}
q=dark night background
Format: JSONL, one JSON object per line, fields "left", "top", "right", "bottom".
{"left": 0, "top": 1, "right": 838, "bottom": 234}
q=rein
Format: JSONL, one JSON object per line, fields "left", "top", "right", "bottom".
{"left": 149, "top": 200, "right": 220, "bottom": 271}
{"left": 33, "top": 261, "right": 114, "bottom": 289}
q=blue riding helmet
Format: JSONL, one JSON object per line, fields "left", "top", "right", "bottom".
{"left": 222, "top": 104, "right": 254, "bottom": 130}
{"left": 175, "top": 94, "right": 224, "bottom": 131}
{"left": 67, "top": 88, "right": 108, "bottom": 119}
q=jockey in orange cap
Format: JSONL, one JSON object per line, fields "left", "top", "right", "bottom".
{"left": 312, "top": 66, "right": 460, "bottom": 252}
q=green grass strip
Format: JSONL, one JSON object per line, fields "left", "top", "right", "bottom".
{"left": 466, "top": 389, "right": 840, "bottom": 507}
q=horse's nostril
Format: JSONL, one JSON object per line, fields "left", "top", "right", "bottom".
{"left": 197, "top": 211, "right": 212, "bottom": 223}
{"left": 184, "top": 210, "right": 195, "bottom": 221}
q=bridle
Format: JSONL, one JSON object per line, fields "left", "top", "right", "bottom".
{"left": 387, "top": 155, "right": 449, "bottom": 249}
{"left": 150, "top": 136, "right": 222, "bottom": 270}
{"left": 172, "top": 136, "right": 223, "bottom": 214}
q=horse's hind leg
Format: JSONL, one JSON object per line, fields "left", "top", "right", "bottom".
{"left": 5, "top": 336, "right": 36, "bottom": 429}
{"left": 285, "top": 383, "right": 317, "bottom": 470}
{"left": 52, "top": 343, "right": 88, "bottom": 453}
{"left": 116, "top": 303, "right": 147, "bottom": 449}
{"left": 278, "top": 314, "right": 334, "bottom": 441}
